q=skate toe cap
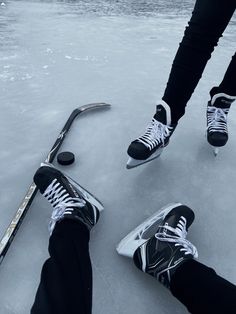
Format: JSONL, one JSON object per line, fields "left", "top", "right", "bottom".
{"left": 127, "top": 141, "right": 151, "bottom": 160}
{"left": 208, "top": 132, "right": 228, "bottom": 147}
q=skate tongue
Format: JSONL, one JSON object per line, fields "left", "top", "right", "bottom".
{"left": 213, "top": 98, "right": 232, "bottom": 109}
{"left": 154, "top": 105, "right": 168, "bottom": 125}
{"left": 164, "top": 205, "right": 195, "bottom": 231}
{"left": 211, "top": 94, "right": 236, "bottom": 109}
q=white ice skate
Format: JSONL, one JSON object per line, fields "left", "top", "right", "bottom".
{"left": 116, "top": 203, "right": 182, "bottom": 257}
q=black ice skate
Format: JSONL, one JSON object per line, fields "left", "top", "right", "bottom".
{"left": 117, "top": 203, "right": 198, "bottom": 289}
{"left": 207, "top": 92, "right": 236, "bottom": 156}
{"left": 127, "top": 102, "right": 176, "bottom": 169}
{"left": 34, "top": 165, "right": 103, "bottom": 234}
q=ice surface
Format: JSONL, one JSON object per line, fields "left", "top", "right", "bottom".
{"left": 0, "top": 1, "right": 235, "bottom": 313}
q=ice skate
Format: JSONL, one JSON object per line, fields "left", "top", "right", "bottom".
{"left": 34, "top": 165, "right": 102, "bottom": 233}
{"left": 117, "top": 203, "right": 190, "bottom": 256}
{"left": 117, "top": 203, "right": 198, "bottom": 289}
{"left": 127, "top": 101, "right": 176, "bottom": 169}
{"left": 41, "top": 162, "right": 104, "bottom": 212}
{"left": 207, "top": 92, "right": 236, "bottom": 156}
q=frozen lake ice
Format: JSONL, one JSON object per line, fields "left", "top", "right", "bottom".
{"left": 0, "top": 1, "right": 235, "bottom": 313}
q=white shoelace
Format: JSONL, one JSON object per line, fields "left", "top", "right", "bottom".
{"left": 207, "top": 106, "right": 229, "bottom": 133}
{"left": 137, "top": 118, "right": 173, "bottom": 150}
{"left": 43, "top": 179, "right": 86, "bottom": 233}
{"left": 155, "top": 217, "right": 198, "bottom": 258}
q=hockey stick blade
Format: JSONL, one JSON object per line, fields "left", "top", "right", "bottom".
{"left": 46, "top": 102, "right": 111, "bottom": 163}
{"left": 0, "top": 102, "right": 111, "bottom": 264}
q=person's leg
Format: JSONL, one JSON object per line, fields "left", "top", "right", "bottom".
{"left": 162, "top": 0, "right": 236, "bottom": 123}
{"left": 31, "top": 220, "right": 92, "bottom": 314}
{"left": 31, "top": 165, "right": 102, "bottom": 314}
{"left": 217, "top": 52, "right": 236, "bottom": 96}
{"left": 127, "top": 1, "right": 236, "bottom": 168}
{"left": 117, "top": 203, "right": 236, "bottom": 314}
{"left": 171, "top": 259, "right": 236, "bottom": 314}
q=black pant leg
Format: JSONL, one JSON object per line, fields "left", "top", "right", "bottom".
{"left": 162, "top": 0, "right": 236, "bottom": 123}
{"left": 218, "top": 52, "right": 236, "bottom": 96}
{"left": 170, "top": 259, "right": 236, "bottom": 314}
{"left": 31, "top": 220, "right": 92, "bottom": 314}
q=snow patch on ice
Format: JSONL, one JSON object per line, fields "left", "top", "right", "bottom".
{"left": 0, "top": 54, "right": 18, "bottom": 61}
{"left": 21, "top": 73, "right": 33, "bottom": 80}
{"left": 46, "top": 48, "right": 53, "bottom": 54}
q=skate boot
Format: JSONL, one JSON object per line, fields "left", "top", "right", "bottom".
{"left": 127, "top": 101, "right": 176, "bottom": 169}
{"left": 207, "top": 91, "right": 236, "bottom": 156}
{"left": 117, "top": 203, "right": 198, "bottom": 289}
{"left": 34, "top": 165, "right": 102, "bottom": 234}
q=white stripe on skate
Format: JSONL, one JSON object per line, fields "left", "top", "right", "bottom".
{"left": 211, "top": 93, "right": 236, "bottom": 106}
{"left": 141, "top": 242, "right": 147, "bottom": 272}
{"left": 159, "top": 100, "right": 172, "bottom": 125}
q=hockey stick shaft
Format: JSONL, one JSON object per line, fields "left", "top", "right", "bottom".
{"left": 0, "top": 102, "right": 111, "bottom": 263}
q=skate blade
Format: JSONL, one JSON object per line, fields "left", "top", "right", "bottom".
{"left": 206, "top": 131, "right": 221, "bottom": 157}
{"left": 41, "top": 162, "right": 104, "bottom": 212}
{"left": 116, "top": 203, "right": 182, "bottom": 257}
{"left": 126, "top": 148, "right": 163, "bottom": 169}
{"left": 213, "top": 147, "right": 219, "bottom": 156}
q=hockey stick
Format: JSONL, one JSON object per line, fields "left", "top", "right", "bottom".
{"left": 0, "top": 102, "right": 111, "bottom": 264}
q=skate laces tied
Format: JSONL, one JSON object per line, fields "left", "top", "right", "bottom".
{"left": 138, "top": 118, "right": 173, "bottom": 150}
{"left": 155, "top": 217, "right": 198, "bottom": 258}
{"left": 207, "top": 107, "right": 229, "bottom": 133}
{"left": 43, "top": 179, "right": 86, "bottom": 234}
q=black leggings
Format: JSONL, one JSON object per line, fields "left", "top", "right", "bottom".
{"left": 162, "top": 0, "right": 236, "bottom": 123}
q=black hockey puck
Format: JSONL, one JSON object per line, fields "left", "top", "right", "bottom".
{"left": 57, "top": 151, "right": 75, "bottom": 165}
